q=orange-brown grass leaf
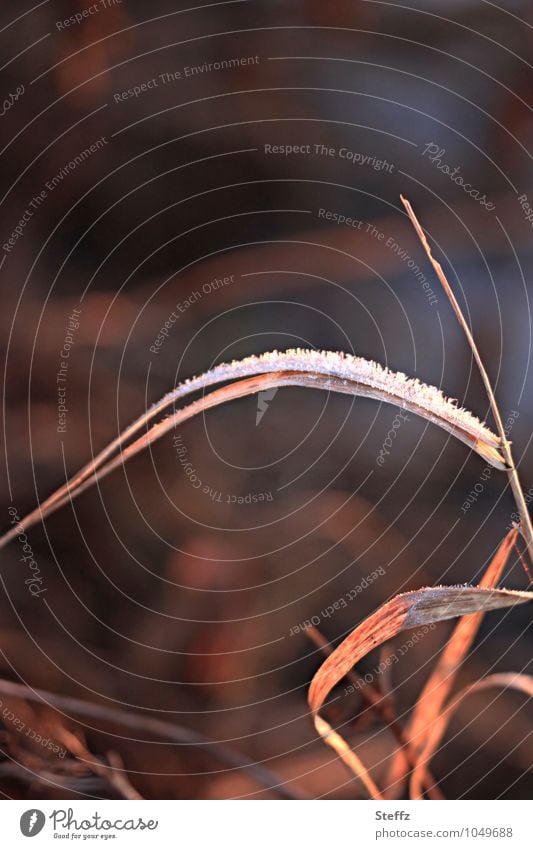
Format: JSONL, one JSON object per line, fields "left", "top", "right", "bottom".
{"left": 405, "top": 529, "right": 519, "bottom": 799}
{"left": 307, "top": 584, "right": 533, "bottom": 797}
{"left": 409, "top": 672, "right": 533, "bottom": 800}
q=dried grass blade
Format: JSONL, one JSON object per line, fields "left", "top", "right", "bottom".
{"left": 307, "top": 585, "right": 533, "bottom": 795}
{"left": 0, "top": 351, "right": 506, "bottom": 550}
{"left": 314, "top": 713, "right": 384, "bottom": 799}
{"left": 410, "top": 673, "right": 533, "bottom": 800}
{"left": 404, "top": 529, "right": 518, "bottom": 797}
{"left": 456, "top": 672, "right": 533, "bottom": 698}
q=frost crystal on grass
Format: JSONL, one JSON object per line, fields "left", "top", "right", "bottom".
{"left": 169, "top": 348, "right": 500, "bottom": 448}
{"left": 0, "top": 348, "right": 505, "bottom": 553}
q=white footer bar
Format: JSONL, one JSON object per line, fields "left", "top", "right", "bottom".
{"left": 3, "top": 799, "right": 531, "bottom": 847}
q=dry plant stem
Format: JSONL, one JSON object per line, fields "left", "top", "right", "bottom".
{"left": 0, "top": 354, "right": 506, "bottom": 550}
{"left": 513, "top": 539, "right": 533, "bottom": 585}
{"left": 401, "top": 196, "right": 533, "bottom": 564}
{"left": 106, "top": 751, "right": 144, "bottom": 801}
{"left": 0, "top": 762, "right": 102, "bottom": 795}
{"left": 55, "top": 727, "right": 143, "bottom": 800}
{"left": 0, "top": 677, "right": 303, "bottom": 800}
{"left": 306, "top": 626, "right": 443, "bottom": 799}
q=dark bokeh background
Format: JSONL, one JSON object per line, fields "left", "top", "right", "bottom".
{"left": 0, "top": 0, "right": 532, "bottom": 799}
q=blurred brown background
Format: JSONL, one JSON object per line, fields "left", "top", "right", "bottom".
{"left": 0, "top": 0, "right": 532, "bottom": 799}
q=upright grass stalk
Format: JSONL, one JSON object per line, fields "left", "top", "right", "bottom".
{"left": 401, "top": 196, "right": 533, "bottom": 565}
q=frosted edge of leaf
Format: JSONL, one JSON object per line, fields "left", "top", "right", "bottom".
{"left": 161, "top": 349, "right": 500, "bottom": 447}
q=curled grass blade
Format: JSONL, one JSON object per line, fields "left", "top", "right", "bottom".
{"left": 306, "top": 625, "right": 443, "bottom": 799}
{"left": 307, "top": 584, "right": 533, "bottom": 796}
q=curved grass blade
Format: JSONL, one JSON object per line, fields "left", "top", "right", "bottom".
{"left": 0, "top": 350, "right": 506, "bottom": 550}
